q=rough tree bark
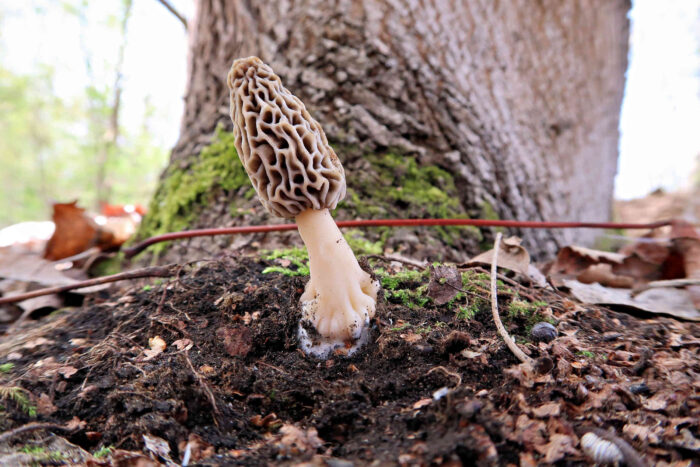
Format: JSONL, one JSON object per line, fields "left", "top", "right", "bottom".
{"left": 138, "top": 0, "right": 630, "bottom": 262}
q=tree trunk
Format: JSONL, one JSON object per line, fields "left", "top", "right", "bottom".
{"left": 138, "top": 0, "right": 630, "bottom": 263}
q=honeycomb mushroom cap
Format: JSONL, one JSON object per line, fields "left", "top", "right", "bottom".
{"left": 227, "top": 56, "right": 346, "bottom": 218}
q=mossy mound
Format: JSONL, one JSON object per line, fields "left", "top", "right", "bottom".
{"left": 336, "top": 147, "right": 482, "bottom": 260}
{"left": 134, "top": 135, "right": 484, "bottom": 263}
{"left": 134, "top": 128, "right": 253, "bottom": 258}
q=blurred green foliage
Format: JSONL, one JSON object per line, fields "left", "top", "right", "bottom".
{"left": 0, "top": 1, "right": 169, "bottom": 228}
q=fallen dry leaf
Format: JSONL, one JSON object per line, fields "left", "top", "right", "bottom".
{"left": 467, "top": 236, "right": 531, "bottom": 277}
{"left": 199, "top": 365, "right": 215, "bottom": 376}
{"left": 623, "top": 423, "right": 662, "bottom": 444}
{"left": 23, "top": 338, "right": 53, "bottom": 349}
{"left": 401, "top": 332, "right": 422, "bottom": 344}
{"left": 143, "top": 336, "right": 167, "bottom": 361}
{"left": 275, "top": 423, "right": 323, "bottom": 455}
{"left": 618, "top": 235, "right": 671, "bottom": 265}
{"left": 178, "top": 433, "right": 215, "bottom": 464}
{"left": 674, "top": 236, "right": 700, "bottom": 308}
{"left": 65, "top": 416, "right": 87, "bottom": 431}
{"left": 142, "top": 434, "right": 175, "bottom": 464}
{"left": 535, "top": 433, "right": 579, "bottom": 463}
{"left": 531, "top": 401, "right": 561, "bottom": 418}
{"left": 564, "top": 280, "right": 700, "bottom": 321}
{"left": 0, "top": 277, "right": 63, "bottom": 315}
{"left": 509, "top": 414, "right": 546, "bottom": 447}
{"left": 58, "top": 365, "right": 78, "bottom": 378}
{"left": 643, "top": 392, "right": 670, "bottom": 411}
{"left": 172, "top": 338, "right": 193, "bottom": 351}
{"left": 0, "top": 248, "right": 83, "bottom": 286}
{"left": 674, "top": 429, "right": 700, "bottom": 452}
{"left": 0, "top": 247, "right": 110, "bottom": 304}
{"left": 217, "top": 326, "right": 252, "bottom": 357}
{"left": 36, "top": 393, "right": 57, "bottom": 415}
{"left": 577, "top": 263, "right": 635, "bottom": 288}
{"left": 426, "top": 264, "right": 461, "bottom": 305}
{"left": 44, "top": 201, "right": 112, "bottom": 261}
{"left": 504, "top": 363, "right": 535, "bottom": 388}
{"left": 550, "top": 245, "right": 626, "bottom": 275}
{"left": 547, "top": 244, "right": 663, "bottom": 288}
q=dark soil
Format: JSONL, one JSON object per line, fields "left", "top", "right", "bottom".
{"left": 0, "top": 256, "right": 698, "bottom": 466}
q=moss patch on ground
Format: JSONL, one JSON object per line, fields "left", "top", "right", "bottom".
{"left": 134, "top": 127, "right": 251, "bottom": 258}
{"left": 377, "top": 268, "right": 431, "bottom": 309}
{"left": 507, "top": 299, "right": 553, "bottom": 333}
{"left": 260, "top": 232, "right": 383, "bottom": 277}
{"left": 262, "top": 247, "right": 310, "bottom": 277}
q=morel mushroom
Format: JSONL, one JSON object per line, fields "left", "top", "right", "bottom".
{"left": 227, "top": 57, "right": 379, "bottom": 357}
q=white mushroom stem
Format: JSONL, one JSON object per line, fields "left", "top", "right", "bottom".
{"left": 295, "top": 208, "right": 379, "bottom": 344}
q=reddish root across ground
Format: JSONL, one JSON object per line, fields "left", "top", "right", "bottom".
{"left": 123, "top": 218, "right": 681, "bottom": 258}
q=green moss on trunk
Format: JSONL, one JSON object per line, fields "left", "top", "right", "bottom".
{"left": 336, "top": 148, "right": 481, "bottom": 254}
{"left": 137, "top": 139, "right": 481, "bottom": 261}
{"left": 134, "top": 127, "right": 250, "bottom": 257}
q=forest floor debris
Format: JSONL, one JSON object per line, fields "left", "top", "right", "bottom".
{"left": 0, "top": 255, "right": 698, "bottom": 465}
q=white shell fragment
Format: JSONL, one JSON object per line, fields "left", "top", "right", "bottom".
{"left": 227, "top": 56, "right": 346, "bottom": 218}
{"left": 580, "top": 432, "right": 624, "bottom": 464}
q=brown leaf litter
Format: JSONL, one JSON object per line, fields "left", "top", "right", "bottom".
{"left": 0, "top": 254, "right": 697, "bottom": 465}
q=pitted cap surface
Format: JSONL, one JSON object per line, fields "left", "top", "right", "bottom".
{"left": 227, "top": 56, "right": 346, "bottom": 218}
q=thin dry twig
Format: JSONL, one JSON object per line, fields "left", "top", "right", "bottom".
{"left": 0, "top": 422, "right": 75, "bottom": 443}
{"left": 155, "top": 0, "right": 188, "bottom": 30}
{"left": 427, "top": 366, "right": 462, "bottom": 387}
{"left": 258, "top": 361, "right": 288, "bottom": 375}
{"left": 442, "top": 281, "right": 491, "bottom": 303}
{"left": 50, "top": 246, "right": 102, "bottom": 265}
{"left": 0, "top": 264, "right": 179, "bottom": 306}
{"left": 365, "top": 254, "right": 428, "bottom": 269}
{"left": 490, "top": 232, "right": 534, "bottom": 368}
{"left": 183, "top": 349, "right": 220, "bottom": 426}
{"left": 631, "top": 278, "right": 700, "bottom": 296}
{"left": 467, "top": 266, "right": 543, "bottom": 302}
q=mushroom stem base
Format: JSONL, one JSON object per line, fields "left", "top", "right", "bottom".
{"left": 295, "top": 208, "right": 379, "bottom": 358}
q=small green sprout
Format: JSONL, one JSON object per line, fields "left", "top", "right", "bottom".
{"left": 93, "top": 445, "right": 115, "bottom": 458}
{"left": 457, "top": 305, "right": 477, "bottom": 320}
{"left": 0, "top": 386, "right": 37, "bottom": 417}
{"left": 262, "top": 247, "right": 310, "bottom": 276}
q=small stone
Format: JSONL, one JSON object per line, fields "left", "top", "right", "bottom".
{"left": 531, "top": 322, "right": 557, "bottom": 342}
{"left": 326, "top": 459, "right": 354, "bottom": 467}
{"left": 629, "top": 382, "right": 651, "bottom": 395}
{"left": 575, "top": 383, "right": 589, "bottom": 403}
{"left": 456, "top": 399, "right": 483, "bottom": 419}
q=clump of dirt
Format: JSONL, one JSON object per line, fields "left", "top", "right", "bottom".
{"left": 0, "top": 256, "right": 698, "bottom": 465}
